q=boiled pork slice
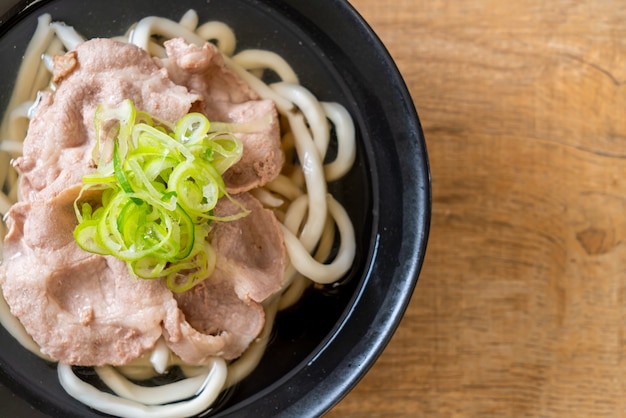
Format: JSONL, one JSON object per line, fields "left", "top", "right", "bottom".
{"left": 162, "top": 38, "right": 284, "bottom": 194}
{"left": 209, "top": 192, "right": 287, "bottom": 304}
{"left": 165, "top": 192, "right": 287, "bottom": 363}
{"left": 0, "top": 187, "right": 285, "bottom": 365}
{"left": 14, "top": 38, "right": 201, "bottom": 202}
{"left": 0, "top": 186, "right": 174, "bottom": 366}
{"left": 0, "top": 38, "right": 288, "bottom": 367}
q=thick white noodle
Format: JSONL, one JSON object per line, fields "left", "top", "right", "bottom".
{"left": 272, "top": 82, "right": 330, "bottom": 158}
{"left": 114, "top": 364, "right": 161, "bottom": 381}
{"left": 6, "top": 101, "right": 32, "bottom": 141}
{"left": 50, "top": 22, "right": 85, "bottom": 50}
{"left": 0, "top": 196, "right": 11, "bottom": 224}
{"left": 277, "top": 275, "right": 310, "bottom": 311}
{"left": 178, "top": 9, "right": 199, "bottom": 32}
{"left": 250, "top": 187, "right": 284, "bottom": 207}
{"left": 149, "top": 337, "right": 170, "bottom": 374}
{"left": 0, "top": 139, "right": 22, "bottom": 155}
{"left": 283, "top": 194, "right": 309, "bottom": 234}
{"left": 223, "top": 54, "right": 295, "bottom": 113}
{"left": 280, "top": 195, "right": 355, "bottom": 284}
{"left": 30, "top": 37, "right": 63, "bottom": 98}
{"left": 321, "top": 102, "right": 356, "bottom": 181}
{"left": 316, "top": 215, "right": 337, "bottom": 262}
{"left": 280, "top": 110, "right": 327, "bottom": 251}
{"left": 115, "top": 351, "right": 206, "bottom": 381}
{"left": 266, "top": 175, "right": 303, "bottom": 201}
{"left": 0, "top": 14, "right": 53, "bottom": 140}
{"left": 129, "top": 16, "right": 207, "bottom": 51}
{"left": 278, "top": 213, "right": 335, "bottom": 310}
{"left": 195, "top": 21, "right": 236, "bottom": 56}
{"left": 232, "top": 50, "right": 299, "bottom": 84}
{"left": 95, "top": 365, "right": 209, "bottom": 405}
{"left": 58, "top": 358, "right": 227, "bottom": 418}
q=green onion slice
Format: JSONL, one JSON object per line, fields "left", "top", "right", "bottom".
{"left": 74, "top": 99, "right": 247, "bottom": 292}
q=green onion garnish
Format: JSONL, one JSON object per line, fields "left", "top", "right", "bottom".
{"left": 73, "top": 99, "right": 245, "bottom": 292}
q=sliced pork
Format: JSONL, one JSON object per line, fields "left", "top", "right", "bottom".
{"left": 0, "top": 186, "right": 174, "bottom": 366}
{"left": 162, "top": 38, "right": 284, "bottom": 193}
{"left": 0, "top": 38, "right": 288, "bottom": 367}
{"left": 209, "top": 192, "right": 287, "bottom": 303}
{"left": 166, "top": 192, "right": 286, "bottom": 363}
{"left": 164, "top": 278, "right": 264, "bottom": 363}
{"left": 0, "top": 187, "right": 285, "bottom": 365}
{"left": 14, "top": 38, "right": 200, "bottom": 202}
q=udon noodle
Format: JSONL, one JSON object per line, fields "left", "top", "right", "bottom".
{"left": 0, "top": 9, "right": 356, "bottom": 417}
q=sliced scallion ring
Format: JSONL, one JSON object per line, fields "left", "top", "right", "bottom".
{"left": 74, "top": 99, "right": 245, "bottom": 292}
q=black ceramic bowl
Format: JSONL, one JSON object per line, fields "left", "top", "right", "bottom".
{"left": 0, "top": 0, "right": 430, "bottom": 416}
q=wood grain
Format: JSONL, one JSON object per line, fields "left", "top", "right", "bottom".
{"left": 327, "top": 1, "right": 626, "bottom": 417}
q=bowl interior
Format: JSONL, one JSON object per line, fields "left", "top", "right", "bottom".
{"left": 0, "top": 0, "right": 430, "bottom": 417}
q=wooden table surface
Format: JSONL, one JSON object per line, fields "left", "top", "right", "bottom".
{"left": 328, "top": 1, "right": 626, "bottom": 417}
